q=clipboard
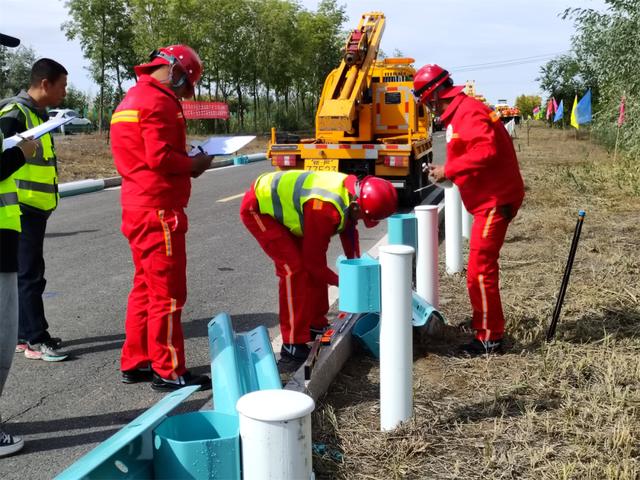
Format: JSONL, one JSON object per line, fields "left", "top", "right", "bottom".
{"left": 2, "top": 116, "right": 74, "bottom": 150}
{"left": 188, "top": 135, "right": 256, "bottom": 156}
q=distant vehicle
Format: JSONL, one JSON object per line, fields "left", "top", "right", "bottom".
{"left": 48, "top": 108, "right": 93, "bottom": 134}
{"left": 432, "top": 115, "right": 443, "bottom": 132}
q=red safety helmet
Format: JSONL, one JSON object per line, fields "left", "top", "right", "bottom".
{"left": 356, "top": 176, "right": 398, "bottom": 228}
{"left": 134, "top": 44, "right": 203, "bottom": 97}
{"left": 413, "top": 64, "right": 464, "bottom": 104}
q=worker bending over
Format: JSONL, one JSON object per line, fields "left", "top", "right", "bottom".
{"left": 413, "top": 64, "right": 525, "bottom": 355}
{"left": 240, "top": 171, "right": 397, "bottom": 365}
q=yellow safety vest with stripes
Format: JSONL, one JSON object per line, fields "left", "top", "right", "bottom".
{"left": 254, "top": 170, "right": 351, "bottom": 236}
{"left": 0, "top": 102, "right": 58, "bottom": 211}
{"left": 0, "top": 131, "right": 21, "bottom": 232}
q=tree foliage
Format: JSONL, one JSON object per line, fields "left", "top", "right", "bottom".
{"left": 539, "top": 1, "right": 640, "bottom": 152}
{"left": 0, "top": 45, "right": 37, "bottom": 97}
{"left": 3, "top": 0, "right": 350, "bottom": 134}
{"left": 515, "top": 94, "right": 542, "bottom": 119}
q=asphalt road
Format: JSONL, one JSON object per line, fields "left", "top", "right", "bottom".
{"left": 0, "top": 132, "right": 446, "bottom": 477}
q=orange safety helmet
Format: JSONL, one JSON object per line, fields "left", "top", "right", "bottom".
{"left": 134, "top": 44, "right": 203, "bottom": 98}
{"left": 413, "top": 64, "right": 464, "bottom": 105}
{"left": 355, "top": 176, "right": 398, "bottom": 228}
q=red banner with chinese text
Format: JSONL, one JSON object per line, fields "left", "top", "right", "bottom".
{"left": 180, "top": 101, "right": 229, "bottom": 120}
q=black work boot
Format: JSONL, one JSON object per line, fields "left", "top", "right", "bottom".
{"left": 280, "top": 343, "right": 311, "bottom": 362}
{"left": 151, "top": 371, "right": 212, "bottom": 392}
{"left": 121, "top": 366, "right": 153, "bottom": 384}
{"left": 459, "top": 338, "right": 504, "bottom": 356}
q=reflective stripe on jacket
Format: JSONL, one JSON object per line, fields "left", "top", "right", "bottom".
{"left": 0, "top": 102, "right": 58, "bottom": 211}
{"left": 0, "top": 131, "right": 21, "bottom": 232}
{"left": 254, "top": 170, "right": 351, "bottom": 236}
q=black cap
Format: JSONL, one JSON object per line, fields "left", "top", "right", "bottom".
{"left": 0, "top": 33, "right": 20, "bottom": 48}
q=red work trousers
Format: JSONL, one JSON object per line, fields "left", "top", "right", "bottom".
{"left": 467, "top": 205, "right": 516, "bottom": 342}
{"left": 240, "top": 190, "right": 328, "bottom": 345}
{"left": 120, "top": 207, "right": 188, "bottom": 379}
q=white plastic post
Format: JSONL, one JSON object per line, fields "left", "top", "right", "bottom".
{"left": 379, "top": 244, "right": 414, "bottom": 431}
{"left": 444, "top": 185, "right": 463, "bottom": 274}
{"left": 461, "top": 202, "right": 472, "bottom": 240}
{"left": 236, "top": 390, "right": 315, "bottom": 480}
{"left": 414, "top": 205, "right": 439, "bottom": 308}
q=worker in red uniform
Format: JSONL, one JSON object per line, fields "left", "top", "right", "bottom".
{"left": 413, "top": 64, "right": 525, "bottom": 355}
{"left": 240, "top": 171, "right": 397, "bottom": 364}
{"left": 110, "top": 45, "right": 213, "bottom": 391}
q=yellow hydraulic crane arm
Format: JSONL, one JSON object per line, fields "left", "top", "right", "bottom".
{"left": 317, "top": 12, "right": 385, "bottom": 133}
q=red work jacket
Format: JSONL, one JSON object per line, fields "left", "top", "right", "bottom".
{"left": 110, "top": 75, "right": 192, "bottom": 209}
{"left": 441, "top": 93, "right": 525, "bottom": 214}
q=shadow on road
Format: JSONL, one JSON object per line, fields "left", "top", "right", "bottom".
{"left": 9, "top": 397, "right": 210, "bottom": 454}
{"left": 45, "top": 229, "right": 99, "bottom": 238}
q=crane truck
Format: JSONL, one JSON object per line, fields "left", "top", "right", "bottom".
{"left": 267, "top": 11, "right": 433, "bottom": 205}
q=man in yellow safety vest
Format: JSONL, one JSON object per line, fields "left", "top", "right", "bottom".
{"left": 0, "top": 58, "right": 69, "bottom": 362}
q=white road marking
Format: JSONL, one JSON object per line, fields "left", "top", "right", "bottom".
{"left": 217, "top": 192, "right": 245, "bottom": 203}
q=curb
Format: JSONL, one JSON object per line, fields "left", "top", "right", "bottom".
{"left": 59, "top": 153, "right": 267, "bottom": 198}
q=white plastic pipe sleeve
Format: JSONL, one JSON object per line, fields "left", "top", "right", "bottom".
{"left": 444, "top": 185, "right": 463, "bottom": 274}
{"left": 414, "top": 205, "right": 439, "bottom": 308}
{"left": 236, "top": 390, "right": 315, "bottom": 480}
{"left": 379, "top": 244, "right": 414, "bottom": 431}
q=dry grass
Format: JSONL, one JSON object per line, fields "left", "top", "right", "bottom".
{"left": 313, "top": 123, "right": 640, "bottom": 479}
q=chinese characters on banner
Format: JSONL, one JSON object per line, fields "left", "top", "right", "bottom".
{"left": 181, "top": 101, "right": 230, "bottom": 120}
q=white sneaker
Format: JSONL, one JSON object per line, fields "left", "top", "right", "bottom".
{"left": 0, "top": 430, "right": 24, "bottom": 457}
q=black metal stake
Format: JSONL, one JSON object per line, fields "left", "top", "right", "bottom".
{"left": 546, "top": 210, "right": 586, "bottom": 342}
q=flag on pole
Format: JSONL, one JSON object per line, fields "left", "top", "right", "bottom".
{"left": 570, "top": 95, "right": 579, "bottom": 129}
{"left": 617, "top": 95, "right": 625, "bottom": 127}
{"left": 546, "top": 100, "right": 553, "bottom": 120}
{"left": 576, "top": 89, "right": 592, "bottom": 124}
{"left": 553, "top": 99, "right": 564, "bottom": 122}
{"left": 533, "top": 106, "right": 541, "bottom": 119}
{"left": 552, "top": 97, "right": 558, "bottom": 113}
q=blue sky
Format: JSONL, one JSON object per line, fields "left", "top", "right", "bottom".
{"left": 1, "top": 0, "right": 607, "bottom": 105}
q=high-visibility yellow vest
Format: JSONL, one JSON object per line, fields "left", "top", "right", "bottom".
{"left": 0, "top": 131, "right": 21, "bottom": 232}
{"left": 254, "top": 170, "right": 351, "bottom": 236}
{"left": 0, "top": 102, "right": 58, "bottom": 211}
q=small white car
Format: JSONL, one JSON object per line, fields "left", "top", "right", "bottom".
{"left": 48, "top": 108, "right": 93, "bottom": 134}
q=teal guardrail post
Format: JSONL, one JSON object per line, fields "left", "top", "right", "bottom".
{"left": 208, "top": 313, "right": 281, "bottom": 415}
{"left": 233, "top": 155, "right": 249, "bottom": 165}
{"left": 152, "top": 410, "right": 240, "bottom": 480}
{"left": 55, "top": 386, "right": 200, "bottom": 480}
{"left": 337, "top": 254, "right": 381, "bottom": 313}
{"left": 57, "top": 313, "right": 282, "bottom": 480}
{"left": 411, "top": 291, "right": 446, "bottom": 327}
{"left": 352, "top": 293, "right": 446, "bottom": 360}
{"left": 387, "top": 213, "right": 417, "bottom": 251}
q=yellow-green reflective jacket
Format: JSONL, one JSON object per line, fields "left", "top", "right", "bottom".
{"left": 0, "top": 102, "right": 58, "bottom": 211}
{"left": 254, "top": 170, "right": 351, "bottom": 236}
{"left": 0, "top": 131, "right": 21, "bottom": 232}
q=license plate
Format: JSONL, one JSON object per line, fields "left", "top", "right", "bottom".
{"left": 304, "top": 159, "right": 339, "bottom": 172}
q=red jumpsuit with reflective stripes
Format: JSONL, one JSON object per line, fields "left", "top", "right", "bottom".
{"left": 240, "top": 185, "right": 359, "bottom": 345}
{"left": 441, "top": 93, "right": 525, "bottom": 341}
{"left": 110, "top": 75, "right": 192, "bottom": 379}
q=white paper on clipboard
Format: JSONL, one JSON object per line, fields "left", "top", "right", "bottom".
{"left": 188, "top": 135, "right": 256, "bottom": 156}
{"left": 2, "top": 116, "right": 74, "bottom": 150}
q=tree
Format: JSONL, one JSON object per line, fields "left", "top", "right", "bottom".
{"left": 515, "top": 94, "right": 542, "bottom": 119}
{"left": 61, "top": 85, "right": 91, "bottom": 114}
{"left": 63, "top": 0, "right": 137, "bottom": 132}
{"left": 0, "top": 45, "right": 37, "bottom": 97}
